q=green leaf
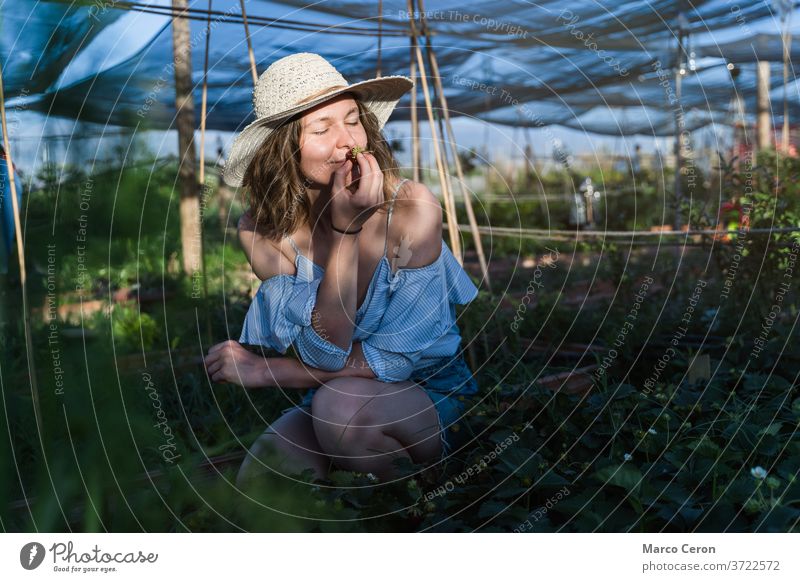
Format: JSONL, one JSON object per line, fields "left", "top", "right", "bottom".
{"left": 679, "top": 506, "right": 704, "bottom": 526}
{"left": 478, "top": 500, "right": 510, "bottom": 519}
{"left": 536, "top": 471, "right": 572, "bottom": 488}
{"left": 687, "top": 437, "right": 721, "bottom": 457}
{"left": 758, "top": 422, "right": 783, "bottom": 437}
{"left": 594, "top": 464, "right": 643, "bottom": 493}
{"left": 496, "top": 448, "right": 537, "bottom": 476}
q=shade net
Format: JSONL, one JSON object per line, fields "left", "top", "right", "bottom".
{"left": 3, "top": 0, "right": 799, "bottom": 137}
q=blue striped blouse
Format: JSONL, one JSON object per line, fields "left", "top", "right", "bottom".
{"left": 239, "top": 191, "right": 480, "bottom": 383}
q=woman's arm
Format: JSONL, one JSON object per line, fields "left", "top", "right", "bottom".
{"left": 311, "top": 230, "right": 360, "bottom": 350}
{"left": 204, "top": 340, "right": 376, "bottom": 389}
{"left": 237, "top": 211, "right": 295, "bottom": 281}
{"left": 278, "top": 342, "right": 376, "bottom": 387}
{"left": 309, "top": 154, "right": 384, "bottom": 354}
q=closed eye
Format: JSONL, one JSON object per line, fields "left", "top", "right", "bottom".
{"left": 313, "top": 121, "right": 358, "bottom": 135}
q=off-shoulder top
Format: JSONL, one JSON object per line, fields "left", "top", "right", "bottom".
{"left": 239, "top": 178, "right": 479, "bottom": 383}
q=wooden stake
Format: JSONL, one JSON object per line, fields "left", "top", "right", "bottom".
{"left": 171, "top": 0, "right": 203, "bottom": 277}
{"left": 198, "top": 0, "right": 213, "bottom": 346}
{"left": 376, "top": 0, "right": 383, "bottom": 77}
{"left": 409, "top": 40, "right": 420, "bottom": 183}
{"left": 418, "top": 0, "right": 491, "bottom": 290}
{"left": 239, "top": 0, "right": 259, "bottom": 297}
{"left": 0, "top": 61, "right": 42, "bottom": 433}
{"left": 199, "top": 0, "right": 212, "bottom": 187}
{"left": 782, "top": 21, "right": 792, "bottom": 152}
{"left": 239, "top": 0, "right": 258, "bottom": 86}
{"left": 406, "top": 0, "right": 461, "bottom": 261}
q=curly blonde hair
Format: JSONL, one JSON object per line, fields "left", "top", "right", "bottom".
{"left": 242, "top": 96, "right": 402, "bottom": 241}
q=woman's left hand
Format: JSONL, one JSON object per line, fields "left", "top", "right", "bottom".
{"left": 204, "top": 340, "right": 274, "bottom": 388}
{"left": 331, "top": 152, "right": 384, "bottom": 230}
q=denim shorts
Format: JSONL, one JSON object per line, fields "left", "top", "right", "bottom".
{"left": 282, "top": 353, "right": 478, "bottom": 464}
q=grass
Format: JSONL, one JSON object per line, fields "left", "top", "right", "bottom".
{"left": 2, "top": 153, "right": 799, "bottom": 532}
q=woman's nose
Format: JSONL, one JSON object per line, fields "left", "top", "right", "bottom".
{"left": 335, "top": 124, "right": 357, "bottom": 149}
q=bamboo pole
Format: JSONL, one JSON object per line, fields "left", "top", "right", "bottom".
{"left": 197, "top": 0, "right": 213, "bottom": 346}
{"left": 239, "top": 0, "right": 260, "bottom": 298}
{"left": 409, "top": 40, "right": 420, "bottom": 183}
{"left": 417, "top": 31, "right": 458, "bottom": 251}
{"left": 428, "top": 96, "right": 461, "bottom": 263}
{"left": 417, "top": 0, "right": 490, "bottom": 289}
{"left": 239, "top": 0, "right": 258, "bottom": 86}
{"left": 199, "top": 0, "right": 212, "bottom": 186}
{"left": 0, "top": 61, "right": 43, "bottom": 433}
{"left": 376, "top": 0, "right": 383, "bottom": 77}
{"left": 406, "top": 0, "right": 461, "bottom": 261}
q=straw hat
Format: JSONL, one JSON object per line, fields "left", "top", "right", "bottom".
{"left": 223, "top": 52, "right": 413, "bottom": 187}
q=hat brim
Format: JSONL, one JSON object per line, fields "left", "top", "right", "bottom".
{"left": 223, "top": 75, "right": 413, "bottom": 187}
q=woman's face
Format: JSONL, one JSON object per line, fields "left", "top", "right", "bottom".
{"left": 298, "top": 94, "right": 368, "bottom": 186}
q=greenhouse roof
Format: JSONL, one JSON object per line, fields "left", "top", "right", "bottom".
{"left": 3, "top": 0, "right": 799, "bottom": 136}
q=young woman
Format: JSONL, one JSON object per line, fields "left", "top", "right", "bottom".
{"left": 204, "top": 53, "right": 479, "bottom": 484}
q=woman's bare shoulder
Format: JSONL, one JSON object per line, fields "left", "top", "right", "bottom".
{"left": 237, "top": 214, "right": 296, "bottom": 281}
{"left": 389, "top": 180, "right": 443, "bottom": 268}
{"left": 392, "top": 179, "right": 440, "bottom": 215}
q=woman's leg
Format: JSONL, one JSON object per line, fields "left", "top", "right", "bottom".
{"left": 236, "top": 407, "right": 330, "bottom": 487}
{"left": 311, "top": 377, "right": 442, "bottom": 480}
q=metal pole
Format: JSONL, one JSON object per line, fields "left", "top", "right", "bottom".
{"left": 673, "top": 16, "right": 686, "bottom": 231}
{"left": 757, "top": 61, "right": 772, "bottom": 152}
{"left": 782, "top": 9, "right": 793, "bottom": 152}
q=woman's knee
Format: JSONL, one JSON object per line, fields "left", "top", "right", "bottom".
{"left": 312, "top": 380, "right": 381, "bottom": 428}
{"left": 311, "top": 382, "right": 384, "bottom": 455}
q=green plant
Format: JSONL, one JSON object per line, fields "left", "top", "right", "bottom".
{"left": 111, "top": 304, "right": 159, "bottom": 352}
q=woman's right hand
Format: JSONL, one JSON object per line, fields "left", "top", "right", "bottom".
{"left": 330, "top": 152, "right": 384, "bottom": 231}
{"left": 204, "top": 340, "right": 276, "bottom": 388}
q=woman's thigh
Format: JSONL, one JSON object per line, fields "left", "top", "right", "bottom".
{"left": 237, "top": 406, "right": 328, "bottom": 485}
{"left": 311, "top": 377, "right": 442, "bottom": 463}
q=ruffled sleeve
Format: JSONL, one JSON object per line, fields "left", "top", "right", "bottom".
{"left": 361, "top": 241, "right": 478, "bottom": 382}
{"left": 238, "top": 270, "right": 352, "bottom": 370}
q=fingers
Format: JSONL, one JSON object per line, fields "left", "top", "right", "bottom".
{"left": 363, "top": 150, "right": 380, "bottom": 176}
{"left": 355, "top": 152, "right": 382, "bottom": 202}
{"left": 203, "top": 351, "right": 223, "bottom": 379}
{"left": 207, "top": 361, "right": 223, "bottom": 378}
{"left": 333, "top": 159, "right": 353, "bottom": 192}
{"left": 330, "top": 151, "right": 383, "bottom": 224}
{"left": 208, "top": 339, "right": 236, "bottom": 354}
{"left": 205, "top": 341, "right": 238, "bottom": 382}
{"left": 353, "top": 150, "right": 378, "bottom": 182}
